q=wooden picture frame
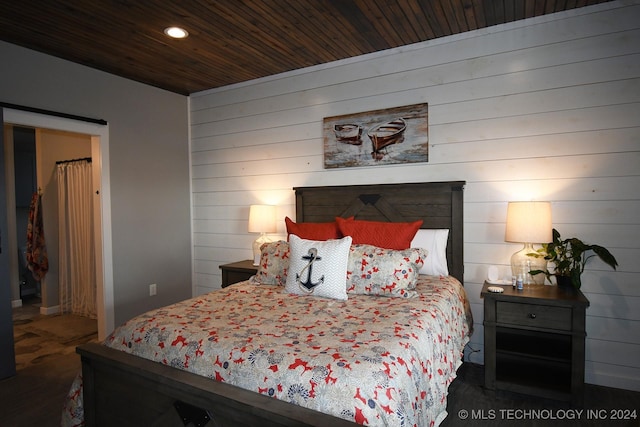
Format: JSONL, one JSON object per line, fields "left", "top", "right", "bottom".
{"left": 323, "top": 103, "right": 428, "bottom": 168}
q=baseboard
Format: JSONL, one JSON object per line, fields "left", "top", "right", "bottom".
{"left": 586, "top": 364, "right": 640, "bottom": 393}
{"left": 11, "top": 299, "right": 22, "bottom": 308}
{"left": 40, "top": 305, "right": 60, "bottom": 315}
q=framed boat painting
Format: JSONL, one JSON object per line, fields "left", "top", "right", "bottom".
{"left": 323, "top": 103, "right": 428, "bottom": 169}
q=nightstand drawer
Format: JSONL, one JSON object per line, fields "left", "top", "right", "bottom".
{"left": 497, "top": 301, "right": 571, "bottom": 330}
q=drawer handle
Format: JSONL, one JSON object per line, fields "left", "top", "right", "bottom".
{"left": 528, "top": 313, "right": 537, "bottom": 319}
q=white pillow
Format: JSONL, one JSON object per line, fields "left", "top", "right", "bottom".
{"left": 411, "top": 229, "right": 449, "bottom": 276}
{"left": 285, "top": 234, "right": 352, "bottom": 300}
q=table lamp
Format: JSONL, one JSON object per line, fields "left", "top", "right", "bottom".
{"left": 505, "top": 201, "right": 552, "bottom": 285}
{"left": 248, "top": 204, "right": 277, "bottom": 265}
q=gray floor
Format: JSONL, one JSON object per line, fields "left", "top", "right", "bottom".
{"left": 441, "top": 362, "right": 639, "bottom": 427}
{"left": 1, "top": 301, "right": 638, "bottom": 427}
{"left": 1, "top": 300, "right": 97, "bottom": 427}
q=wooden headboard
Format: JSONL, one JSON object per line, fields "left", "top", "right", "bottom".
{"left": 294, "top": 181, "right": 465, "bottom": 283}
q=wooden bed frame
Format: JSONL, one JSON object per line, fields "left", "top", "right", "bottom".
{"left": 77, "top": 181, "right": 465, "bottom": 427}
{"left": 294, "top": 181, "right": 464, "bottom": 283}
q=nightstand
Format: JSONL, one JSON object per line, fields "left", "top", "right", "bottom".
{"left": 219, "top": 260, "right": 258, "bottom": 288}
{"left": 482, "top": 282, "right": 589, "bottom": 405}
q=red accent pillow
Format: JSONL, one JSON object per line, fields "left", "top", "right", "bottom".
{"left": 336, "top": 217, "right": 423, "bottom": 250}
{"left": 285, "top": 216, "right": 348, "bottom": 240}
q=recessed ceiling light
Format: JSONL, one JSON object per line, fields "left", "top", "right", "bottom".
{"left": 164, "top": 27, "right": 189, "bottom": 39}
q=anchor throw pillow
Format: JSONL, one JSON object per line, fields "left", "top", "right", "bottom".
{"left": 285, "top": 234, "right": 352, "bottom": 300}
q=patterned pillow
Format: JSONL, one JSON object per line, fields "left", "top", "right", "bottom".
{"left": 346, "top": 244, "right": 427, "bottom": 298}
{"left": 255, "top": 240, "right": 290, "bottom": 285}
{"left": 335, "top": 217, "right": 423, "bottom": 250}
{"left": 285, "top": 235, "right": 352, "bottom": 300}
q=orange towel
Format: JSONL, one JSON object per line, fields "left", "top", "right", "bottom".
{"left": 26, "top": 193, "right": 48, "bottom": 281}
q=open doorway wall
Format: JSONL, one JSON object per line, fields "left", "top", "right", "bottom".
{"left": 3, "top": 108, "right": 113, "bottom": 340}
{"left": 2, "top": 39, "right": 191, "bottom": 348}
{"left": 7, "top": 126, "right": 94, "bottom": 314}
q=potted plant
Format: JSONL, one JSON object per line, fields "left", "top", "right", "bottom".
{"left": 531, "top": 228, "right": 618, "bottom": 289}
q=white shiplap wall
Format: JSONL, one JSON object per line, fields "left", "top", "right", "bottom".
{"left": 190, "top": 2, "right": 640, "bottom": 391}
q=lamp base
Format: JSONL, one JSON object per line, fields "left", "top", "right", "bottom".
{"left": 252, "top": 233, "right": 271, "bottom": 266}
{"left": 510, "top": 242, "right": 547, "bottom": 285}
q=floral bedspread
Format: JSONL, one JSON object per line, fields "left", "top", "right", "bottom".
{"left": 62, "top": 275, "right": 472, "bottom": 427}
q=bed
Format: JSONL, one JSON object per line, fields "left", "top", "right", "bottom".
{"left": 64, "top": 181, "right": 471, "bottom": 427}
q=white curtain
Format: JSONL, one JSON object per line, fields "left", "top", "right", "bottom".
{"left": 57, "top": 159, "right": 96, "bottom": 318}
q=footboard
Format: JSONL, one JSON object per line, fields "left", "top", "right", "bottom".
{"left": 77, "top": 343, "right": 357, "bottom": 427}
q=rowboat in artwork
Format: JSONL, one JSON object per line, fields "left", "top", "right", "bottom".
{"left": 333, "top": 123, "right": 363, "bottom": 145}
{"left": 367, "top": 118, "right": 406, "bottom": 153}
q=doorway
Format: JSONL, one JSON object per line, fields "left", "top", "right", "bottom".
{"left": 3, "top": 108, "right": 113, "bottom": 341}
{"left": 9, "top": 126, "right": 94, "bottom": 317}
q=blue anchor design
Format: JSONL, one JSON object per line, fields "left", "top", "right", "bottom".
{"left": 296, "top": 248, "right": 324, "bottom": 293}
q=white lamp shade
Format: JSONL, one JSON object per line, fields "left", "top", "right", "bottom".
{"left": 505, "top": 201, "right": 552, "bottom": 244}
{"left": 248, "top": 205, "right": 277, "bottom": 233}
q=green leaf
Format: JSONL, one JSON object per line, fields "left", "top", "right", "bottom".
{"left": 541, "top": 228, "right": 618, "bottom": 287}
{"left": 591, "top": 245, "right": 619, "bottom": 270}
{"left": 571, "top": 269, "right": 582, "bottom": 289}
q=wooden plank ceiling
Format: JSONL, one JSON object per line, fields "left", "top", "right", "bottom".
{"left": 0, "top": 0, "right": 612, "bottom": 95}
